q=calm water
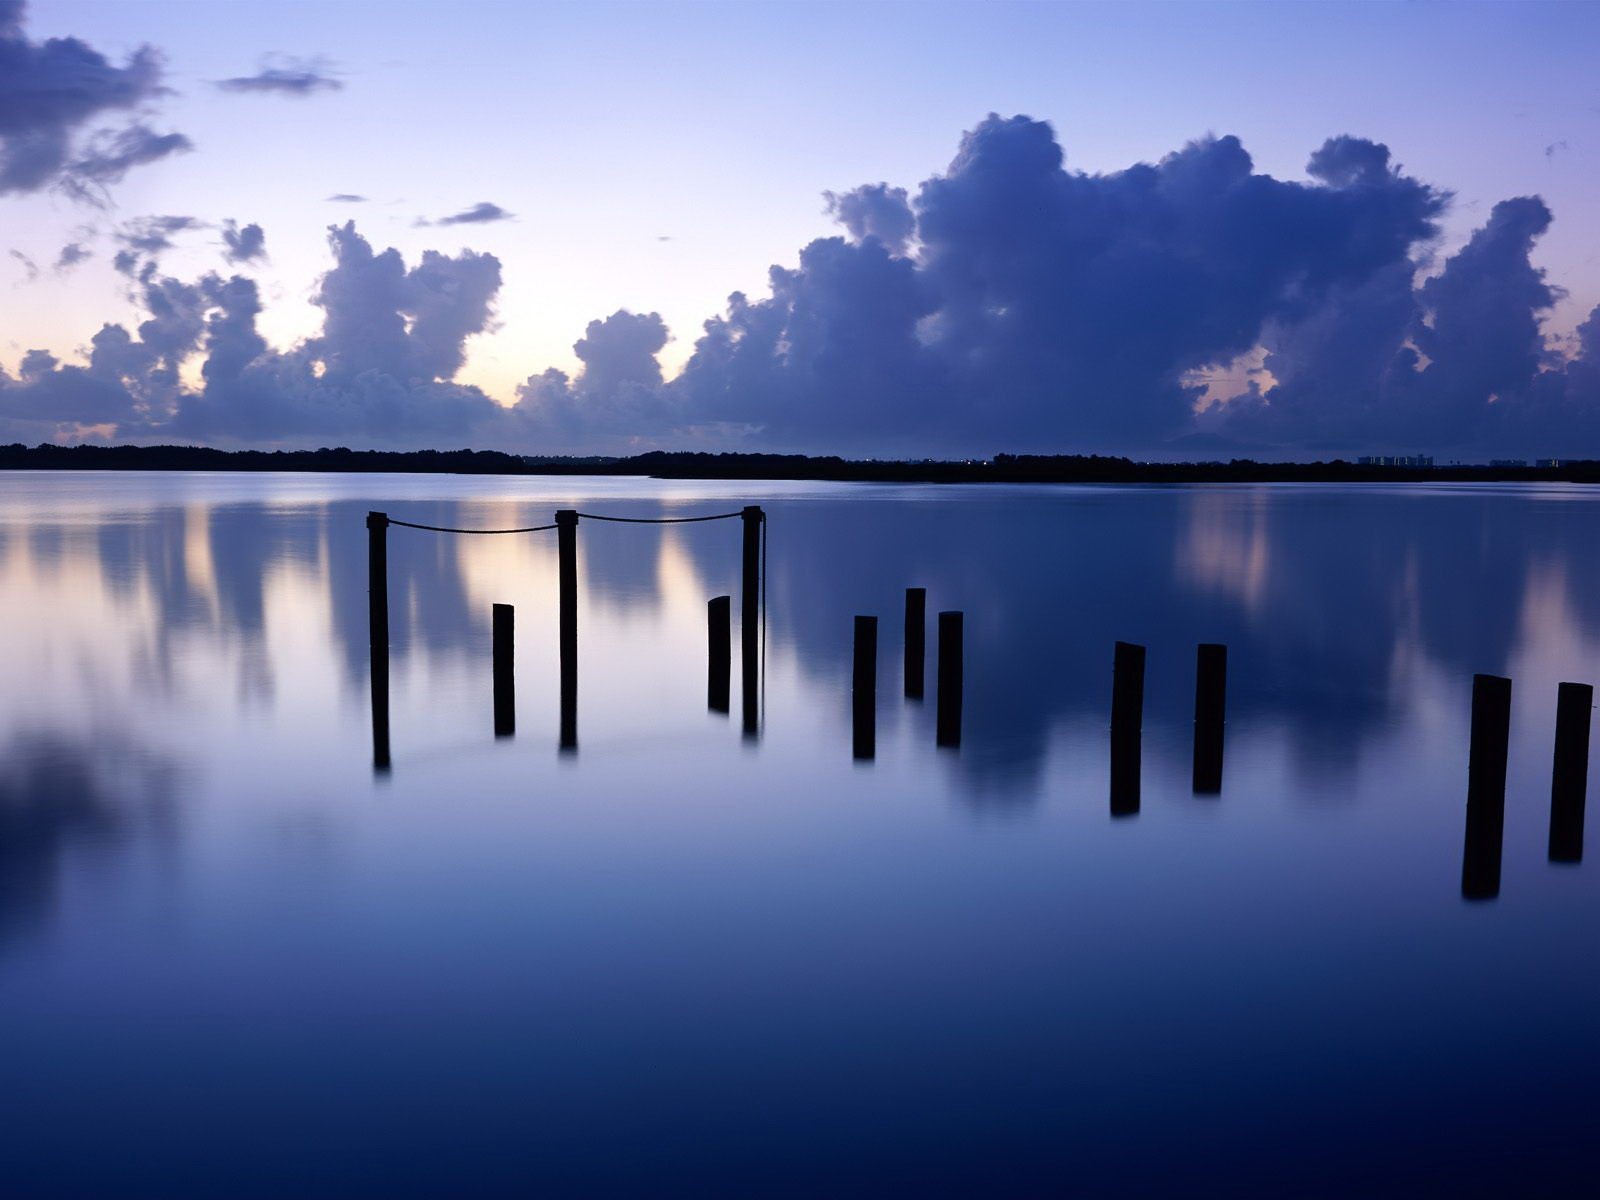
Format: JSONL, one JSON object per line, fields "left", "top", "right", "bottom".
{"left": 2, "top": 471, "right": 1597, "bottom": 1196}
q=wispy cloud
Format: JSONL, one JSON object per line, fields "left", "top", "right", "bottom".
{"left": 326, "top": 193, "right": 367, "bottom": 203}
{"left": 419, "top": 201, "right": 515, "bottom": 227}
{"left": 216, "top": 56, "right": 342, "bottom": 97}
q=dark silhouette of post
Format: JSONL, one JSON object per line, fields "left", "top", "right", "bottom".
{"left": 367, "top": 511, "right": 391, "bottom": 773}
{"left": 1462, "top": 673, "right": 1512, "bottom": 899}
{"left": 493, "top": 603, "right": 515, "bottom": 738}
{"left": 853, "top": 615, "right": 877, "bottom": 761}
{"left": 1111, "top": 641, "right": 1145, "bottom": 817}
{"left": 741, "top": 505, "right": 763, "bottom": 737}
{"left": 708, "top": 595, "right": 731, "bottom": 714}
{"left": 1193, "top": 643, "right": 1227, "bottom": 795}
{"left": 936, "top": 611, "right": 963, "bottom": 748}
{"left": 1549, "top": 681, "right": 1592, "bottom": 864}
{"left": 904, "top": 587, "right": 926, "bottom": 700}
{"left": 556, "top": 509, "right": 578, "bottom": 752}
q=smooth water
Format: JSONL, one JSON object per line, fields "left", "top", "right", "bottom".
{"left": 2, "top": 472, "right": 1597, "bottom": 1197}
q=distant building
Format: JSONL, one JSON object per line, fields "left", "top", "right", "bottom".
{"left": 1488, "top": 459, "right": 1527, "bottom": 468}
{"left": 1357, "top": 455, "right": 1434, "bottom": 468}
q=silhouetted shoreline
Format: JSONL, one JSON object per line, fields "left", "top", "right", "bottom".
{"left": 2, "top": 442, "right": 1597, "bottom": 484}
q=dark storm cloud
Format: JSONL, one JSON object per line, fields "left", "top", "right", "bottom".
{"left": 221, "top": 220, "right": 266, "bottom": 264}
{"left": 215, "top": 57, "right": 342, "bottom": 97}
{"left": 0, "top": 2, "right": 177, "bottom": 197}
{"left": 425, "top": 201, "right": 514, "bottom": 227}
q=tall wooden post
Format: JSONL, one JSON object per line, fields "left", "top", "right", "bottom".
{"left": 1462, "top": 673, "right": 1512, "bottom": 899}
{"left": 556, "top": 509, "right": 579, "bottom": 752}
{"left": 708, "top": 595, "right": 731, "bottom": 714}
{"left": 493, "top": 603, "right": 515, "bottom": 738}
{"left": 741, "top": 505, "right": 764, "bottom": 737}
{"left": 1549, "top": 681, "right": 1592, "bottom": 864}
{"left": 1111, "top": 641, "right": 1145, "bottom": 817}
{"left": 367, "top": 511, "right": 391, "bottom": 773}
{"left": 853, "top": 615, "right": 878, "bottom": 761}
{"left": 904, "top": 587, "right": 926, "bottom": 700}
{"left": 936, "top": 611, "right": 963, "bottom": 748}
{"left": 1193, "top": 643, "right": 1227, "bottom": 795}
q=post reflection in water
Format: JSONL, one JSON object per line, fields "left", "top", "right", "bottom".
{"left": 5, "top": 475, "right": 1600, "bottom": 1196}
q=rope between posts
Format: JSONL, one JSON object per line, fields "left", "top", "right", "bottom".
{"left": 387, "top": 519, "right": 558, "bottom": 534}
{"left": 573, "top": 510, "right": 745, "bottom": 524}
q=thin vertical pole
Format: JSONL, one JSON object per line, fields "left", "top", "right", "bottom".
{"left": 904, "top": 587, "right": 926, "bottom": 700}
{"left": 936, "top": 611, "right": 963, "bottom": 748}
{"left": 1549, "top": 681, "right": 1592, "bottom": 864}
{"left": 367, "top": 511, "right": 391, "bottom": 773}
{"left": 1111, "top": 641, "right": 1145, "bottom": 817}
{"left": 493, "top": 603, "right": 515, "bottom": 738}
{"left": 1193, "top": 643, "right": 1226, "bottom": 795}
{"left": 556, "top": 509, "right": 578, "bottom": 753}
{"left": 741, "top": 505, "right": 763, "bottom": 738}
{"left": 853, "top": 615, "right": 878, "bottom": 761}
{"left": 708, "top": 595, "right": 731, "bottom": 714}
{"left": 1463, "top": 673, "right": 1512, "bottom": 899}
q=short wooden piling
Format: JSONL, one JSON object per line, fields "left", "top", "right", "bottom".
{"left": 708, "top": 595, "right": 731, "bottom": 714}
{"left": 367, "top": 511, "right": 391, "bottom": 773}
{"left": 1462, "top": 673, "right": 1512, "bottom": 899}
{"left": 741, "top": 505, "right": 763, "bottom": 738}
{"left": 1193, "top": 643, "right": 1226, "bottom": 795}
{"left": 853, "top": 615, "right": 878, "bottom": 760}
{"left": 904, "top": 587, "right": 926, "bottom": 700}
{"left": 936, "top": 611, "right": 963, "bottom": 748}
{"left": 493, "top": 603, "right": 515, "bottom": 738}
{"left": 556, "top": 509, "right": 578, "bottom": 752}
{"left": 1549, "top": 681, "right": 1592, "bottom": 864}
{"left": 1110, "top": 641, "right": 1145, "bottom": 817}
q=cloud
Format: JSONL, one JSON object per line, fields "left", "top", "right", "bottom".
{"left": 9, "top": 247, "right": 38, "bottom": 282}
{"left": 113, "top": 214, "right": 203, "bottom": 274}
{"left": 215, "top": 57, "right": 342, "bottom": 97}
{"left": 54, "top": 241, "right": 91, "bottom": 271}
{"left": 424, "top": 201, "right": 514, "bottom": 227}
{"left": 58, "top": 122, "right": 192, "bottom": 204}
{"left": 326, "top": 193, "right": 367, "bottom": 203}
{"left": 1545, "top": 139, "right": 1569, "bottom": 160}
{"left": 221, "top": 219, "right": 266, "bottom": 264}
{"left": 0, "top": 2, "right": 178, "bottom": 198}
{"left": 824, "top": 183, "right": 915, "bottom": 256}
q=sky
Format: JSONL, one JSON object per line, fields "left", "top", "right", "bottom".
{"left": 3, "top": 0, "right": 1600, "bottom": 458}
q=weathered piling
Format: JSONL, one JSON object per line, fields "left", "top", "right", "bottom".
{"left": 936, "top": 611, "right": 963, "bottom": 748}
{"left": 741, "top": 505, "right": 764, "bottom": 738}
{"left": 367, "top": 511, "right": 391, "bottom": 773}
{"left": 1110, "top": 641, "right": 1145, "bottom": 817}
{"left": 904, "top": 587, "right": 926, "bottom": 700}
{"left": 1549, "top": 681, "right": 1592, "bottom": 864}
{"left": 1193, "top": 642, "right": 1227, "bottom": 795}
{"left": 853, "top": 615, "right": 878, "bottom": 760}
{"left": 708, "top": 595, "right": 731, "bottom": 715}
{"left": 1462, "top": 673, "right": 1512, "bottom": 899}
{"left": 493, "top": 603, "right": 515, "bottom": 738}
{"left": 556, "top": 509, "right": 579, "bottom": 752}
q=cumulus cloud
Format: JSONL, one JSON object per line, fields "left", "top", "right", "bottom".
{"left": 215, "top": 57, "right": 342, "bottom": 97}
{"left": 221, "top": 220, "right": 266, "bottom": 264}
{"left": 824, "top": 183, "right": 915, "bottom": 256}
{"left": 0, "top": 2, "right": 179, "bottom": 198}
{"left": 424, "top": 201, "right": 514, "bottom": 227}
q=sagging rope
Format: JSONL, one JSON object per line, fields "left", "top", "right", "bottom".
{"left": 573, "top": 510, "right": 745, "bottom": 524}
{"left": 388, "top": 518, "right": 558, "bottom": 534}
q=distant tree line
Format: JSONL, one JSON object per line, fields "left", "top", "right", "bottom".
{"left": 2, "top": 442, "right": 1598, "bottom": 484}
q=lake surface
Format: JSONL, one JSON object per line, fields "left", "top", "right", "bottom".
{"left": 2, "top": 471, "right": 1597, "bottom": 1197}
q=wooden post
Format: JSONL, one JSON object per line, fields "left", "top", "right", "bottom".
{"left": 853, "top": 615, "right": 877, "bottom": 761}
{"left": 904, "top": 587, "right": 926, "bottom": 700}
{"left": 741, "top": 505, "right": 763, "bottom": 737}
{"left": 1110, "top": 641, "right": 1145, "bottom": 817}
{"left": 708, "top": 595, "right": 731, "bottom": 714}
{"left": 936, "top": 611, "right": 963, "bottom": 748}
{"left": 1193, "top": 643, "right": 1226, "bottom": 795}
{"left": 493, "top": 603, "right": 514, "bottom": 738}
{"left": 1549, "top": 681, "right": 1592, "bottom": 864}
{"left": 556, "top": 509, "right": 578, "bottom": 752}
{"left": 1462, "top": 673, "right": 1512, "bottom": 899}
{"left": 367, "top": 511, "right": 391, "bottom": 773}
